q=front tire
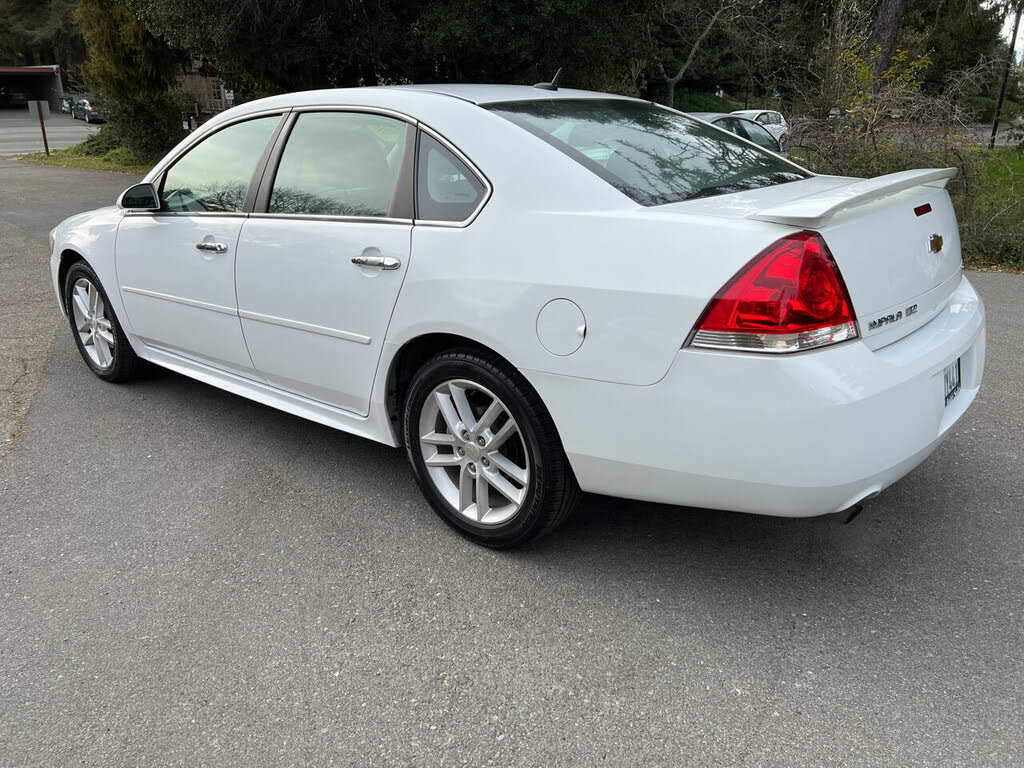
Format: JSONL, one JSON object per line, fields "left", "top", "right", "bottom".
{"left": 403, "top": 348, "right": 579, "bottom": 548}
{"left": 63, "top": 261, "right": 140, "bottom": 383}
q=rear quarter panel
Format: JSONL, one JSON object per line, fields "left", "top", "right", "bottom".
{"left": 392, "top": 201, "right": 791, "bottom": 386}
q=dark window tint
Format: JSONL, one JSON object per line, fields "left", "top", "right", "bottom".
{"left": 416, "top": 133, "right": 486, "bottom": 222}
{"left": 487, "top": 99, "right": 807, "bottom": 206}
{"left": 737, "top": 119, "right": 779, "bottom": 151}
{"left": 161, "top": 116, "right": 279, "bottom": 213}
{"left": 270, "top": 112, "right": 411, "bottom": 218}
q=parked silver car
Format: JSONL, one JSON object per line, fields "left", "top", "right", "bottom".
{"left": 689, "top": 112, "right": 786, "bottom": 154}
{"left": 731, "top": 109, "right": 789, "bottom": 151}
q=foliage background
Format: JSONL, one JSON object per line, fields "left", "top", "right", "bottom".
{"left": 2, "top": 0, "right": 1022, "bottom": 265}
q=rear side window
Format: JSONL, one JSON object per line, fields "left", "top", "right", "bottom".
{"left": 416, "top": 133, "right": 486, "bottom": 222}
{"left": 738, "top": 119, "right": 779, "bottom": 151}
{"left": 269, "top": 112, "right": 413, "bottom": 218}
{"left": 161, "top": 115, "right": 279, "bottom": 213}
{"left": 486, "top": 99, "right": 807, "bottom": 206}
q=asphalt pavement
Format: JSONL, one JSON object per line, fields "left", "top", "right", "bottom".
{"left": 1, "top": 158, "right": 1022, "bottom": 767}
{"left": 0, "top": 109, "right": 98, "bottom": 156}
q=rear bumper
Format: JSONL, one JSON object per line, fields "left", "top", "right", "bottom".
{"left": 525, "top": 275, "right": 986, "bottom": 517}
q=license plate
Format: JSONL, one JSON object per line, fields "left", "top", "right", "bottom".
{"left": 943, "top": 358, "right": 961, "bottom": 406}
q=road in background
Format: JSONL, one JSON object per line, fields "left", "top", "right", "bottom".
{"left": 1, "top": 159, "right": 1022, "bottom": 766}
{"left": 0, "top": 109, "right": 98, "bottom": 155}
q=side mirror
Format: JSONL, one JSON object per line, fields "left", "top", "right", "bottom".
{"left": 117, "top": 182, "right": 160, "bottom": 211}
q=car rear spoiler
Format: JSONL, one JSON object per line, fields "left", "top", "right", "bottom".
{"left": 747, "top": 168, "right": 958, "bottom": 228}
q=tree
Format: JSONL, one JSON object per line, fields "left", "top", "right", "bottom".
{"left": 0, "top": 0, "right": 84, "bottom": 74}
{"left": 645, "top": 0, "right": 752, "bottom": 107}
{"left": 74, "top": 0, "right": 186, "bottom": 157}
{"left": 866, "top": 0, "right": 908, "bottom": 77}
{"left": 127, "top": 0, "right": 645, "bottom": 100}
{"left": 990, "top": 0, "right": 1023, "bottom": 147}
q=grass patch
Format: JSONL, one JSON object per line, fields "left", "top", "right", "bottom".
{"left": 20, "top": 147, "right": 152, "bottom": 176}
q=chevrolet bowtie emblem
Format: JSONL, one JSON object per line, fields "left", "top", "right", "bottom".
{"left": 929, "top": 234, "right": 943, "bottom": 253}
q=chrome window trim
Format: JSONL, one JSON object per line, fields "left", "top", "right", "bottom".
{"left": 122, "top": 210, "right": 249, "bottom": 218}
{"left": 247, "top": 213, "right": 413, "bottom": 225}
{"left": 289, "top": 103, "right": 416, "bottom": 123}
{"left": 413, "top": 122, "right": 493, "bottom": 228}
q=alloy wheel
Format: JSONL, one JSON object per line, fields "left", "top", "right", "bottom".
{"left": 418, "top": 378, "right": 530, "bottom": 526}
{"left": 70, "top": 277, "right": 115, "bottom": 369}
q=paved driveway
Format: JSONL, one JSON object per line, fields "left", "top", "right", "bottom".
{"left": 1, "top": 159, "right": 1022, "bottom": 766}
{"left": 0, "top": 109, "right": 98, "bottom": 156}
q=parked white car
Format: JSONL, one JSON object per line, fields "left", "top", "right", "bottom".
{"left": 732, "top": 109, "right": 790, "bottom": 151}
{"left": 50, "top": 84, "right": 985, "bottom": 547}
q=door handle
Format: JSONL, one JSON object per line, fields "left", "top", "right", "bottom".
{"left": 196, "top": 241, "right": 228, "bottom": 254}
{"left": 351, "top": 255, "right": 401, "bottom": 270}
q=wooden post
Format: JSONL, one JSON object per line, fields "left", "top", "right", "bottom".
{"left": 34, "top": 101, "right": 50, "bottom": 156}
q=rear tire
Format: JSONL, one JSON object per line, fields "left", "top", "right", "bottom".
{"left": 63, "top": 261, "right": 141, "bottom": 383}
{"left": 403, "top": 348, "right": 579, "bottom": 548}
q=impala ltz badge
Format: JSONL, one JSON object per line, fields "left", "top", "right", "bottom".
{"left": 868, "top": 303, "right": 918, "bottom": 331}
{"left": 929, "top": 234, "right": 943, "bottom": 253}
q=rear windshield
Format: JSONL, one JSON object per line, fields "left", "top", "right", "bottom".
{"left": 485, "top": 99, "right": 808, "bottom": 206}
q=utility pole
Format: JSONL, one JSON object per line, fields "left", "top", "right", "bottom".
{"left": 990, "top": 1, "right": 1023, "bottom": 150}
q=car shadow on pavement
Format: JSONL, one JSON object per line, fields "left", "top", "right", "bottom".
{"left": 64, "top": 346, "right": 984, "bottom": 629}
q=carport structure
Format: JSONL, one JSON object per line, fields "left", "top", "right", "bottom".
{"left": 0, "top": 65, "right": 64, "bottom": 111}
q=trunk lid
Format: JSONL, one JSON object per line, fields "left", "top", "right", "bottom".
{"left": 671, "top": 169, "right": 963, "bottom": 349}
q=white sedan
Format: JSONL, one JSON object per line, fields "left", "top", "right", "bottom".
{"left": 49, "top": 84, "right": 985, "bottom": 547}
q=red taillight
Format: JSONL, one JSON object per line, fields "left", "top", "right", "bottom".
{"left": 688, "top": 231, "right": 858, "bottom": 353}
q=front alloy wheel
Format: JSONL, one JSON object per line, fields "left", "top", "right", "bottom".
{"left": 70, "top": 277, "right": 115, "bottom": 369}
{"left": 403, "top": 349, "right": 579, "bottom": 548}
{"left": 63, "top": 261, "right": 140, "bottom": 382}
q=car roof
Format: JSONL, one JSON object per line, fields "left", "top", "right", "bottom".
{"left": 688, "top": 112, "right": 730, "bottom": 121}
{"left": 229, "top": 84, "right": 643, "bottom": 121}
{"left": 732, "top": 109, "right": 776, "bottom": 117}
{"left": 393, "top": 83, "right": 638, "bottom": 105}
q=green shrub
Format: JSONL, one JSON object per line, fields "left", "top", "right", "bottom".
{"left": 64, "top": 126, "right": 124, "bottom": 157}
{"left": 101, "top": 146, "right": 139, "bottom": 166}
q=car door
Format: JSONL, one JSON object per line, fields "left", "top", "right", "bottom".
{"left": 234, "top": 110, "right": 416, "bottom": 415}
{"left": 115, "top": 113, "right": 283, "bottom": 375}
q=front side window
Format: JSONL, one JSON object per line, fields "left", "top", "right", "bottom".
{"left": 269, "top": 112, "right": 412, "bottom": 218}
{"left": 486, "top": 99, "right": 807, "bottom": 206}
{"left": 161, "top": 115, "right": 280, "bottom": 213}
{"left": 416, "top": 133, "right": 486, "bottom": 222}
